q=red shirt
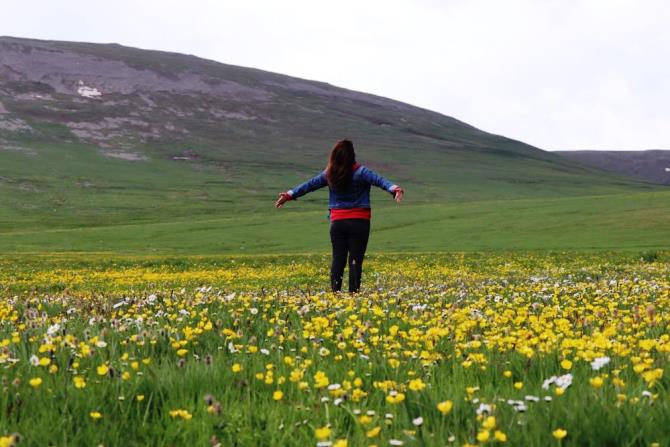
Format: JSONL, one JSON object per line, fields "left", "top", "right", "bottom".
{"left": 330, "top": 207, "right": 371, "bottom": 222}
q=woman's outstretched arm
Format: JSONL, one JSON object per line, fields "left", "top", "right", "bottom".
{"left": 360, "top": 166, "right": 404, "bottom": 204}
{"left": 275, "top": 171, "right": 328, "bottom": 208}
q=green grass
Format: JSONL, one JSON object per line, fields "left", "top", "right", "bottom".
{"left": 0, "top": 252, "right": 668, "bottom": 446}
{"left": 0, "top": 188, "right": 668, "bottom": 254}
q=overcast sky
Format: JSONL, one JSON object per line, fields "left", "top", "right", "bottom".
{"left": 3, "top": 0, "right": 669, "bottom": 150}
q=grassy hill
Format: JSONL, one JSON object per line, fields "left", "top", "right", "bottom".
{"left": 0, "top": 36, "right": 668, "bottom": 253}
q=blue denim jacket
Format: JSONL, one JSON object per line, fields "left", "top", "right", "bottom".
{"left": 288, "top": 164, "right": 396, "bottom": 209}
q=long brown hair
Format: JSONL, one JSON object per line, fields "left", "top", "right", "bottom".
{"left": 326, "top": 139, "right": 356, "bottom": 190}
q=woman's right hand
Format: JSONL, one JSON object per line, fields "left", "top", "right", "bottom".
{"left": 275, "top": 192, "right": 291, "bottom": 208}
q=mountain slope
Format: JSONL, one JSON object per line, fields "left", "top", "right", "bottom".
{"left": 555, "top": 150, "right": 670, "bottom": 186}
{"left": 0, "top": 36, "right": 667, "bottom": 252}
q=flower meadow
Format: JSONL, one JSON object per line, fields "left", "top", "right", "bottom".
{"left": 0, "top": 252, "right": 668, "bottom": 446}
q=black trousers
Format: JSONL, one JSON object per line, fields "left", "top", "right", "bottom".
{"left": 329, "top": 218, "right": 371, "bottom": 293}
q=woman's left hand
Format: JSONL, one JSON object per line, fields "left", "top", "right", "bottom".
{"left": 393, "top": 186, "right": 404, "bottom": 204}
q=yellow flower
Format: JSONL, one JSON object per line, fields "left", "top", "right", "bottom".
{"left": 314, "top": 426, "right": 331, "bottom": 440}
{"left": 29, "top": 377, "right": 42, "bottom": 388}
{"left": 494, "top": 430, "right": 507, "bottom": 442}
{"left": 39, "top": 357, "right": 51, "bottom": 366}
{"left": 408, "top": 378, "right": 426, "bottom": 391}
{"left": 561, "top": 359, "right": 573, "bottom": 370}
{"left": 477, "top": 430, "right": 490, "bottom": 442}
{"left": 386, "top": 392, "right": 406, "bottom": 404}
{"left": 366, "top": 426, "right": 381, "bottom": 438}
{"left": 358, "top": 415, "right": 373, "bottom": 425}
{"left": 437, "top": 400, "right": 453, "bottom": 414}
{"left": 503, "top": 370, "right": 512, "bottom": 378}
{"left": 73, "top": 376, "right": 86, "bottom": 389}
{"left": 555, "top": 387, "right": 565, "bottom": 396}
{"left": 232, "top": 363, "right": 242, "bottom": 373}
{"left": 482, "top": 416, "right": 496, "bottom": 430}
{"left": 314, "top": 371, "right": 329, "bottom": 389}
{"left": 96, "top": 364, "right": 109, "bottom": 376}
{"left": 136, "top": 395, "right": 145, "bottom": 401}
{"left": 176, "top": 348, "right": 188, "bottom": 357}
{"left": 272, "top": 390, "right": 283, "bottom": 401}
{"left": 552, "top": 428, "right": 567, "bottom": 440}
{"left": 169, "top": 409, "right": 192, "bottom": 420}
{"left": 590, "top": 376, "right": 604, "bottom": 388}
{"left": 333, "top": 440, "right": 348, "bottom": 447}
{"left": 89, "top": 411, "right": 103, "bottom": 420}
{"left": 514, "top": 382, "right": 523, "bottom": 390}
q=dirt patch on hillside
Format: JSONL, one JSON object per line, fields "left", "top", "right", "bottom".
{"left": 99, "top": 149, "right": 147, "bottom": 161}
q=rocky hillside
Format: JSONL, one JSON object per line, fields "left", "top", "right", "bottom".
{"left": 1, "top": 36, "right": 510, "bottom": 160}
{"left": 1, "top": 36, "right": 598, "bottom": 168}
{"left": 555, "top": 150, "right": 670, "bottom": 186}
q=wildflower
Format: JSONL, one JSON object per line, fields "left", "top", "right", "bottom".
{"left": 513, "top": 381, "right": 523, "bottom": 390}
{"left": 358, "top": 415, "right": 373, "bottom": 425}
{"left": 552, "top": 428, "right": 567, "bottom": 440}
{"left": 476, "top": 403, "right": 492, "bottom": 415}
{"left": 590, "top": 376, "right": 604, "bottom": 388}
{"left": 272, "top": 390, "right": 283, "bottom": 401}
{"left": 314, "top": 371, "right": 329, "bottom": 388}
{"left": 333, "top": 440, "right": 348, "bottom": 447}
{"left": 412, "top": 417, "right": 424, "bottom": 426}
{"left": 73, "top": 376, "right": 86, "bottom": 389}
{"left": 169, "top": 409, "right": 192, "bottom": 420}
{"left": 315, "top": 426, "right": 331, "bottom": 440}
{"left": 494, "top": 430, "right": 507, "bottom": 442}
{"left": 437, "top": 400, "right": 453, "bottom": 414}
{"left": 386, "top": 392, "right": 405, "bottom": 404}
{"left": 366, "top": 426, "right": 381, "bottom": 438}
{"left": 90, "top": 411, "right": 102, "bottom": 420}
{"left": 408, "top": 378, "right": 426, "bottom": 391}
{"left": 47, "top": 323, "right": 61, "bottom": 337}
{"left": 482, "top": 416, "right": 496, "bottom": 429}
{"left": 543, "top": 374, "right": 573, "bottom": 390}
{"left": 560, "top": 359, "right": 572, "bottom": 370}
{"left": 136, "top": 395, "right": 145, "bottom": 401}
{"left": 176, "top": 349, "right": 188, "bottom": 357}
{"left": 591, "top": 357, "right": 611, "bottom": 371}
{"left": 29, "top": 377, "right": 42, "bottom": 388}
{"left": 477, "top": 430, "right": 490, "bottom": 442}
{"left": 232, "top": 363, "right": 242, "bottom": 373}
{"left": 96, "top": 364, "right": 109, "bottom": 376}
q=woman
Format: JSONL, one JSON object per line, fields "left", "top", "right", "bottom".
{"left": 275, "top": 139, "right": 404, "bottom": 293}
